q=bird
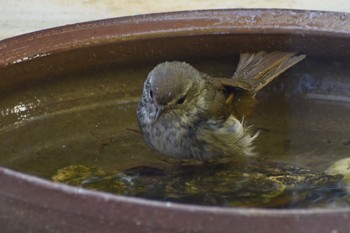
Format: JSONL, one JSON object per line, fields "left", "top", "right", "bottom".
{"left": 137, "top": 51, "right": 306, "bottom": 161}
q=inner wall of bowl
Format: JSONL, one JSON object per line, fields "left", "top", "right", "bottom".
{"left": 1, "top": 33, "right": 350, "bottom": 95}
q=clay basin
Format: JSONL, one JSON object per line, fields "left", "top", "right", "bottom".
{"left": 1, "top": 9, "right": 350, "bottom": 233}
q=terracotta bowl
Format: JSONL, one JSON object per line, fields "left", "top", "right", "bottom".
{"left": 1, "top": 9, "right": 350, "bottom": 233}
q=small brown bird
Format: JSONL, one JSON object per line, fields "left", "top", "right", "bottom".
{"left": 137, "top": 51, "right": 306, "bottom": 160}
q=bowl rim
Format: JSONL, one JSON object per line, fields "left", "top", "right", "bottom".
{"left": 1, "top": 8, "right": 350, "bottom": 67}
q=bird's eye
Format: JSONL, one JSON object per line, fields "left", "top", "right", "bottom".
{"left": 149, "top": 90, "right": 154, "bottom": 99}
{"left": 176, "top": 96, "right": 186, "bottom": 105}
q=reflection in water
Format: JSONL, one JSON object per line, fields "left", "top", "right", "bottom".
{"left": 1, "top": 102, "right": 34, "bottom": 117}
{"left": 0, "top": 58, "right": 350, "bottom": 208}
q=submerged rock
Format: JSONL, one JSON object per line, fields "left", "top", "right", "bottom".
{"left": 52, "top": 159, "right": 346, "bottom": 208}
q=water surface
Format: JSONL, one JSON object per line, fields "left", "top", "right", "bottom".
{"left": 0, "top": 58, "right": 350, "bottom": 208}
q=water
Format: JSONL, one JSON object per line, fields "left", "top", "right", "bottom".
{"left": 0, "top": 57, "right": 350, "bottom": 208}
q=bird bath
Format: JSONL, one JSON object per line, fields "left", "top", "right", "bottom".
{"left": 1, "top": 9, "right": 350, "bottom": 233}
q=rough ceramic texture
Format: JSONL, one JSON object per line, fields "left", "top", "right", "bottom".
{"left": 2, "top": 0, "right": 350, "bottom": 40}
{"left": 1, "top": 9, "right": 350, "bottom": 233}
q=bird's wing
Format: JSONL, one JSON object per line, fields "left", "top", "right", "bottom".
{"left": 218, "top": 51, "right": 306, "bottom": 96}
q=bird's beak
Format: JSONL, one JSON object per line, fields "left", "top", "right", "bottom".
{"left": 154, "top": 105, "right": 164, "bottom": 121}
